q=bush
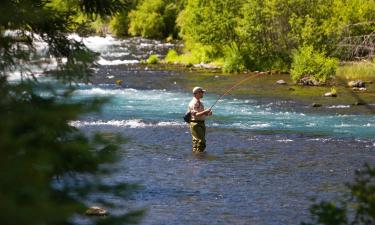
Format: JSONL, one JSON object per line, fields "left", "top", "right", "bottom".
{"left": 291, "top": 45, "right": 339, "bottom": 84}
{"left": 301, "top": 164, "right": 375, "bottom": 225}
{"left": 128, "top": 0, "right": 165, "bottom": 38}
{"left": 109, "top": 11, "right": 130, "bottom": 37}
{"left": 128, "top": 0, "right": 179, "bottom": 39}
{"left": 223, "top": 44, "right": 245, "bottom": 73}
{"left": 147, "top": 54, "right": 159, "bottom": 64}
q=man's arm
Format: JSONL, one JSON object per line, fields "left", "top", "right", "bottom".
{"left": 195, "top": 108, "right": 212, "bottom": 117}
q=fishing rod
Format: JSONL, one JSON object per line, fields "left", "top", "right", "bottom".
{"left": 209, "top": 72, "right": 265, "bottom": 110}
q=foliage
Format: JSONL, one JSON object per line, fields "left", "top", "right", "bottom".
{"left": 222, "top": 43, "right": 245, "bottom": 73}
{"left": 128, "top": 0, "right": 180, "bottom": 39}
{"left": 146, "top": 54, "right": 159, "bottom": 64}
{"left": 164, "top": 43, "right": 216, "bottom": 66}
{"left": 109, "top": 11, "right": 131, "bottom": 37}
{"left": 176, "top": 0, "right": 375, "bottom": 73}
{"left": 301, "top": 164, "right": 375, "bottom": 225}
{"left": 330, "top": 87, "right": 337, "bottom": 95}
{"left": 108, "top": 0, "right": 139, "bottom": 37}
{"left": 0, "top": 0, "right": 143, "bottom": 225}
{"left": 291, "top": 45, "right": 339, "bottom": 83}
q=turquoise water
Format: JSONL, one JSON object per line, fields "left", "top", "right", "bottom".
{"left": 71, "top": 83, "right": 375, "bottom": 138}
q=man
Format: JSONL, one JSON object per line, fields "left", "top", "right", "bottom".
{"left": 188, "top": 87, "right": 213, "bottom": 153}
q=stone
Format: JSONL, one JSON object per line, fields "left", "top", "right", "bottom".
{"left": 85, "top": 206, "right": 108, "bottom": 216}
{"left": 348, "top": 80, "right": 365, "bottom": 88}
{"left": 311, "top": 103, "right": 322, "bottom": 107}
{"left": 276, "top": 80, "right": 287, "bottom": 85}
{"left": 353, "top": 101, "right": 366, "bottom": 106}
{"left": 352, "top": 87, "right": 367, "bottom": 91}
{"left": 299, "top": 77, "right": 320, "bottom": 86}
{"left": 323, "top": 92, "right": 337, "bottom": 97}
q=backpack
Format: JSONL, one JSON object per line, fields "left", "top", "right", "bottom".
{"left": 183, "top": 110, "right": 191, "bottom": 123}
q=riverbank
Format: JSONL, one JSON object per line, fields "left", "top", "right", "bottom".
{"left": 91, "top": 63, "right": 375, "bottom": 115}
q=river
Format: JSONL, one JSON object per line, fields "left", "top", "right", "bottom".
{"left": 54, "top": 36, "right": 375, "bottom": 225}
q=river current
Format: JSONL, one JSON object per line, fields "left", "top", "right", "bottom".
{"left": 19, "top": 35, "right": 375, "bottom": 225}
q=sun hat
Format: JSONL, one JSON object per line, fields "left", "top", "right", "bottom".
{"left": 192, "top": 87, "right": 206, "bottom": 94}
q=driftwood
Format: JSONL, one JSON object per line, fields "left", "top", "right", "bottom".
{"left": 337, "top": 22, "right": 375, "bottom": 60}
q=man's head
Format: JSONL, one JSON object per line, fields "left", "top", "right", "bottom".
{"left": 192, "top": 87, "right": 206, "bottom": 98}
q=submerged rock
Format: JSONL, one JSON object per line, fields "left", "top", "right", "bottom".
{"left": 352, "top": 87, "right": 367, "bottom": 91}
{"left": 353, "top": 101, "right": 366, "bottom": 106}
{"left": 276, "top": 80, "right": 287, "bottom": 85}
{"left": 85, "top": 206, "right": 108, "bottom": 216}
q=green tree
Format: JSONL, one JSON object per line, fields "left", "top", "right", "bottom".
{"left": 128, "top": 0, "right": 180, "bottom": 39}
{"left": 176, "top": 0, "right": 375, "bottom": 72}
{"left": 0, "top": 0, "right": 143, "bottom": 224}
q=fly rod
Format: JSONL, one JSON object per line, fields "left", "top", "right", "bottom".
{"left": 209, "top": 72, "right": 264, "bottom": 110}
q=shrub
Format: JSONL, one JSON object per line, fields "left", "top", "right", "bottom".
{"left": 128, "top": 0, "right": 165, "bottom": 38}
{"left": 147, "top": 54, "right": 159, "bottom": 64}
{"left": 301, "top": 164, "right": 375, "bottom": 225}
{"left": 291, "top": 45, "right": 339, "bottom": 84}
{"left": 164, "top": 49, "right": 179, "bottom": 63}
{"left": 109, "top": 11, "right": 130, "bottom": 37}
{"left": 222, "top": 44, "right": 246, "bottom": 73}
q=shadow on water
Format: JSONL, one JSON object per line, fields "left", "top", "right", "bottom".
{"left": 191, "top": 151, "right": 220, "bottom": 161}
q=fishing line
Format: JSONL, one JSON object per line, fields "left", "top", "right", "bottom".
{"left": 209, "top": 72, "right": 265, "bottom": 110}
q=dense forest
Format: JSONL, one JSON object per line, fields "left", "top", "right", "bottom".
{"left": 66, "top": 0, "right": 375, "bottom": 82}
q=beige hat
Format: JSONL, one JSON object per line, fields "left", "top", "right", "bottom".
{"left": 192, "top": 86, "right": 206, "bottom": 94}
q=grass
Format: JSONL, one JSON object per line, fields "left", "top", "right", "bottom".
{"left": 146, "top": 54, "right": 159, "bottom": 64}
{"left": 163, "top": 48, "right": 224, "bottom": 68}
{"left": 336, "top": 60, "right": 375, "bottom": 81}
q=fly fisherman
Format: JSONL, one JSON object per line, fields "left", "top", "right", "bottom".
{"left": 188, "top": 87, "right": 213, "bottom": 153}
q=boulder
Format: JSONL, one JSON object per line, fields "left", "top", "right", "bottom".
{"left": 353, "top": 101, "right": 366, "bottom": 106}
{"left": 348, "top": 80, "right": 365, "bottom": 88}
{"left": 323, "top": 92, "right": 337, "bottom": 97}
{"left": 276, "top": 80, "right": 287, "bottom": 85}
{"left": 85, "top": 206, "right": 108, "bottom": 216}
{"left": 299, "top": 77, "right": 320, "bottom": 86}
{"left": 311, "top": 103, "right": 322, "bottom": 107}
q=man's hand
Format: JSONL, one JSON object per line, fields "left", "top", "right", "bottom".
{"left": 206, "top": 108, "right": 213, "bottom": 116}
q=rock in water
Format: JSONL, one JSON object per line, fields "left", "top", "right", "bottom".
{"left": 348, "top": 80, "right": 365, "bottom": 88}
{"left": 323, "top": 92, "right": 337, "bottom": 97}
{"left": 276, "top": 80, "right": 287, "bottom": 85}
{"left": 85, "top": 206, "right": 108, "bottom": 216}
{"left": 352, "top": 87, "right": 367, "bottom": 91}
{"left": 311, "top": 103, "right": 322, "bottom": 107}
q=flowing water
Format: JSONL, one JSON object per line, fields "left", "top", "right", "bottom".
{"left": 28, "top": 36, "right": 375, "bottom": 224}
